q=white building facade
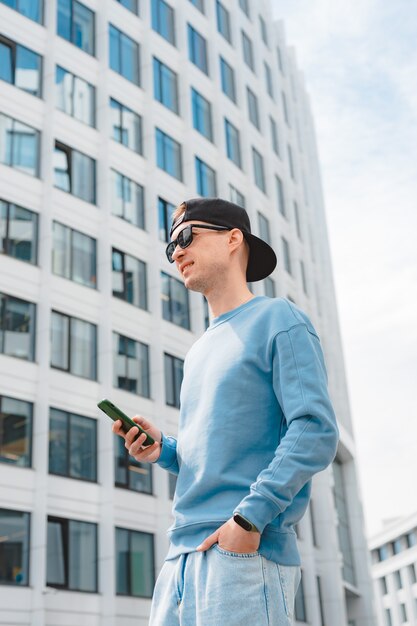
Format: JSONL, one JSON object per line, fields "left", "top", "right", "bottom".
{"left": 0, "top": 0, "right": 375, "bottom": 624}
{"left": 370, "top": 513, "right": 417, "bottom": 626}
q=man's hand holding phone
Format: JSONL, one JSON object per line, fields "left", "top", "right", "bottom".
{"left": 113, "top": 414, "right": 162, "bottom": 463}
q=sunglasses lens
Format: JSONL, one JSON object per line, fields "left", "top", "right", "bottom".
{"left": 166, "top": 242, "right": 175, "bottom": 263}
{"left": 179, "top": 226, "right": 192, "bottom": 248}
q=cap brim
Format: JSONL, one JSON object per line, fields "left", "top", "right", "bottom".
{"left": 243, "top": 233, "right": 277, "bottom": 282}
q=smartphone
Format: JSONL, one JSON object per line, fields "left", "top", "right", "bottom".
{"left": 97, "top": 399, "right": 155, "bottom": 446}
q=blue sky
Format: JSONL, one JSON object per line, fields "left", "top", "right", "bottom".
{"left": 272, "top": 0, "right": 417, "bottom": 535}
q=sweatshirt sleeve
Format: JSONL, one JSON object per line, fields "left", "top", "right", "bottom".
{"left": 156, "top": 432, "right": 179, "bottom": 475}
{"left": 234, "top": 323, "right": 339, "bottom": 533}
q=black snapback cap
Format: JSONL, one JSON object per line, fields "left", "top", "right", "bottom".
{"left": 169, "top": 197, "right": 277, "bottom": 282}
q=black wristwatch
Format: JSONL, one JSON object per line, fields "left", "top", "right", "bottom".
{"left": 233, "top": 513, "right": 259, "bottom": 533}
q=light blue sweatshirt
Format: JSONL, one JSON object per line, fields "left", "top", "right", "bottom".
{"left": 157, "top": 296, "right": 339, "bottom": 565}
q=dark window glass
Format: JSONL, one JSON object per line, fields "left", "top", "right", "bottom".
{"left": 151, "top": 0, "right": 175, "bottom": 45}
{"left": 316, "top": 576, "right": 325, "bottom": 626}
{"left": 252, "top": 147, "right": 266, "bottom": 193}
{"left": 189, "top": 0, "right": 204, "bottom": 12}
{"left": 0, "top": 0, "right": 43, "bottom": 22}
{"left": 0, "top": 293, "right": 36, "bottom": 361}
{"left": 282, "top": 90, "right": 290, "bottom": 125}
{"left": 114, "top": 436, "right": 152, "bottom": 493}
{"left": 264, "top": 61, "right": 273, "bottom": 99}
{"left": 225, "top": 119, "right": 241, "bottom": 168}
{"left": 0, "top": 113, "right": 40, "bottom": 177}
{"left": 202, "top": 296, "right": 209, "bottom": 329}
{"left": 155, "top": 128, "right": 182, "bottom": 180}
{"left": 188, "top": 24, "right": 208, "bottom": 75}
{"left": 115, "top": 528, "right": 155, "bottom": 597}
{"left": 57, "top": 0, "right": 95, "bottom": 55}
{"left": 195, "top": 157, "right": 217, "bottom": 197}
{"left": 294, "top": 201, "right": 302, "bottom": 240}
{"left": 0, "top": 396, "right": 32, "bottom": 467}
{"left": 55, "top": 65, "right": 95, "bottom": 127}
{"left": 109, "top": 98, "right": 142, "bottom": 154}
{"left": 287, "top": 143, "right": 296, "bottom": 180}
{"left": 294, "top": 572, "right": 307, "bottom": 622}
{"left": 109, "top": 24, "right": 140, "bottom": 85}
{"left": 259, "top": 15, "right": 268, "bottom": 45}
{"left": 241, "top": 30, "right": 254, "bottom": 71}
{"left": 115, "top": 0, "right": 138, "bottom": 14}
{"left": 113, "top": 332, "right": 150, "bottom": 397}
{"left": 264, "top": 277, "right": 275, "bottom": 298}
{"left": 161, "top": 271, "right": 190, "bottom": 330}
{"left": 0, "top": 36, "right": 42, "bottom": 97}
{"left": 220, "top": 57, "right": 236, "bottom": 103}
{"left": 216, "top": 1, "right": 231, "bottom": 43}
{"left": 153, "top": 57, "right": 179, "bottom": 114}
{"left": 385, "top": 608, "right": 392, "bottom": 626}
{"left": 191, "top": 88, "right": 213, "bottom": 141}
{"left": 158, "top": 197, "right": 175, "bottom": 243}
{"left": 112, "top": 249, "right": 147, "bottom": 310}
{"left": 53, "top": 141, "right": 96, "bottom": 203}
{"left": 50, "top": 311, "right": 97, "bottom": 380}
{"left": 52, "top": 221, "right": 96, "bottom": 288}
{"left": 0, "top": 200, "right": 38, "bottom": 264}
{"left": 276, "top": 175, "right": 286, "bottom": 217}
{"left": 277, "top": 46, "right": 285, "bottom": 73}
{"left": 300, "top": 260, "right": 308, "bottom": 295}
{"left": 247, "top": 87, "right": 260, "bottom": 130}
{"left": 332, "top": 459, "right": 356, "bottom": 585}
{"left": 229, "top": 184, "right": 245, "bottom": 208}
{"left": 270, "top": 117, "right": 279, "bottom": 156}
{"left": 281, "top": 236, "right": 291, "bottom": 275}
{"left": 0, "top": 508, "right": 30, "bottom": 585}
{"left": 47, "top": 517, "right": 97, "bottom": 591}
{"left": 238, "top": 0, "right": 249, "bottom": 18}
{"left": 168, "top": 472, "right": 177, "bottom": 499}
{"left": 111, "top": 170, "right": 145, "bottom": 229}
{"left": 49, "top": 408, "right": 97, "bottom": 481}
{"left": 164, "top": 352, "right": 184, "bottom": 408}
{"left": 257, "top": 212, "right": 270, "bottom": 245}
{"left": 379, "top": 575, "right": 388, "bottom": 595}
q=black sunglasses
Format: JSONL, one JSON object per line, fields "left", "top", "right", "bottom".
{"left": 166, "top": 224, "right": 230, "bottom": 263}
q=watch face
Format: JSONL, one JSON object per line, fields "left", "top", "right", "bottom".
{"left": 234, "top": 514, "right": 251, "bottom": 531}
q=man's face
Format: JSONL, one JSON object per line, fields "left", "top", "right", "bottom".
{"left": 170, "top": 219, "right": 231, "bottom": 293}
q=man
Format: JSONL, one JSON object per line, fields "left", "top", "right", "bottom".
{"left": 113, "top": 198, "right": 339, "bottom": 625}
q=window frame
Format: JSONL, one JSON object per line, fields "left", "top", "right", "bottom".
{"left": 0, "top": 199, "right": 38, "bottom": 264}
{"left": 115, "top": 527, "right": 155, "bottom": 598}
{"left": 109, "top": 24, "right": 140, "bottom": 86}
{"left": 111, "top": 169, "right": 145, "bottom": 229}
{"left": 52, "top": 221, "right": 97, "bottom": 289}
{"left": 54, "top": 140, "right": 96, "bottom": 204}
{"left": 164, "top": 352, "right": 184, "bottom": 408}
{"left": 161, "top": 271, "right": 191, "bottom": 330}
{"left": 0, "top": 395, "right": 33, "bottom": 468}
{"left": 55, "top": 65, "right": 95, "bottom": 127}
{"left": 0, "top": 507, "right": 31, "bottom": 586}
{"left": 0, "top": 292, "right": 36, "bottom": 362}
{"left": 0, "top": 34, "right": 43, "bottom": 98}
{"left": 109, "top": 98, "right": 142, "bottom": 154}
{"left": 50, "top": 310, "right": 97, "bottom": 380}
{"left": 153, "top": 56, "right": 179, "bottom": 114}
{"left": 57, "top": 0, "right": 95, "bottom": 56}
{"left": 113, "top": 331, "right": 151, "bottom": 398}
{"left": 188, "top": 24, "right": 209, "bottom": 75}
{"left": 112, "top": 248, "right": 148, "bottom": 310}
{"left": 155, "top": 128, "right": 183, "bottom": 181}
{"left": 191, "top": 88, "right": 213, "bottom": 142}
{"left": 0, "top": 113, "right": 40, "bottom": 177}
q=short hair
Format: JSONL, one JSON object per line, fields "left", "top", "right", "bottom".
{"left": 171, "top": 201, "right": 186, "bottom": 224}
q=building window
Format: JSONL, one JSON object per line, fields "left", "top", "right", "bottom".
{"left": 216, "top": 1, "right": 231, "bottom": 43}
{"left": 288, "top": 143, "right": 296, "bottom": 180}
{"left": 385, "top": 608, "right": 392, "bottom": 626}
{"left": 229, "top": 184, "right": 245, "bottom": 208}
{"left": 188, "top": 24, "right": 208, "bottom": 75}
{"left": 189, "top": 0, "right": 204, "bottom": 12}
{"left": 164, "top": 353, "right": 184, "bottom": 408}
{"left": 110, "top": 98, "right": 142, "bottom": 154}
{"left": 156, "top": 128, "right": 182, "bottom": 180}
{"left": 259, "top": 15, "right": 268, "bottom": 46}
{"left": 112, "top": 170, "right": 145, "bottom": 229}
{"left": 225, "top": 119, "right": 241, "bottom": 169}
{"left": 317, "top": 576, "right": 325, "bottom": 626}
{"left": 168, "top": 472, "right": 177, "bottom": 499}
{"left": 294, "top": 201, "right": 302, "bottom": 239}
{"left": 257, "top": 212, "right": 270, "bottom": 245}
{"left": 195, "top": 157, "right": 217, "bottom": 197}
{"left": 51, "top": 311, "right": 97, "bottom": 380}
{"left": 379, "top": 576, "right": 388, "bottom": 595}
{"left": 151, "top": 0, "right": 175, "bottom": 46}
{"left": 310, "top": 498, "right": 318, "bottom": 546}
{"left": 47, "top": 517, "right": 97, "bottom": 591}
{"left": 264, "top": 61, "right": 274, "bottom": 99}
{"left": 153, "top": 57, "right": 179, "bottom": 114}
{"left": 281, "top": 237, "right": 292, "bottom": 275}
{"left": 0, "top": 36, "right": 42, "bottom": 97}
{"left": 55, "top": 66, "right": 95, "bottom": 127}
{"left": 115, "top": 0, "right": 138, "bottom": 14}
{"left": 191, "top": 88, "right": 213, "bottom": 141}
{"left": 276, "top": 175, "right": 286, "bottom": 217}
{"left": 277, "top": 45, "right": 284, "bottom": 73}
{"left": 113, "top": 332, "right": 150, "bottom": 397}
{"left": 0, "top": 200, "right": 38, "bottom": 264}
{"left": 53, "top": 141, "right": 96, "bottom": 204}
{"left": 333, "top": 459, "right": 356, "bottom": 586}
{"left": 238, "top": 0, "right": 249, "bottom": 17}
{"left": 294, "top": 572, "right": 307, "bottom": 622}
{"left": 394, "top": 569, "right": 403, "bottom": 589}
{"left": 109, "top": 25, "right": 140, "bottom": 85}
{"left": 57, "top": 0, "right": 95, "bottom": 55}
{"left": 0, "top": 293, "right": 36, "bottom": 361}
{"left": 392, "top": 538, "right": 403, "bottom": 554}
{"left": 270, "top": 116, "right": 279, "bottom": 156}
{"left": 252, "top": 147, "right": 266, "bottom": 193}
{"left": 241, "top": 31, "right": 254, "bottom": 71}
{"left": 159, "top": 197, "right": 175, "bottom": 243}
{"left": 0, "top": 395, "right": 32, "bottom": 467}
{"left": 49, "top": 408, "right": 97, "bottom": 481}
{"left": 282, "top": 90, "right": 290, "bottom": 126}
{"left": 0, "top": 113, "right": 40, "bottom": 177}
{"left": 247, "top": 87, "right": 260, "bottom": 130}
{"left": 112, "top": 248, "right": 148, "bottom": 310}
{"left": 0, "top": 508, "right": 30, "bottom": 585}
{"left": 0, "top": 0, "right": 43, "bottom": 23}
{"left": 406, "top": 530, "right": 417, "bottom": 548}
{"left": 264, "top": 277, "right": 275, "bottom": 298}
{"left": 52, "top": 222, "right": 96, "bottom": 289}
{"left": 300, "top": 260, "right": 308, "bottom": 295}
{"left": 115, "top": 436, "right": 152, "bottom": 493}
{"left": 220, "top": 57, "right": 236, "bottom": 103}
{"left": 400, "top": 603, "right": 407, "bottom": 623}
{"left": 408, "top": 563, "right": 417, "bottom": 584}
{"left": 115, "top": 528, "right": 155, "bottom": 597}
{"left": 161, "top": 272, "right": 190, "bottom": 330}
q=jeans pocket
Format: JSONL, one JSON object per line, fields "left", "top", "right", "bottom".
{"left": 276, "top": 564, "right": 300, "bottom": 618}
{"left": 214, "top": 544, "right": 259, "bottom": 558}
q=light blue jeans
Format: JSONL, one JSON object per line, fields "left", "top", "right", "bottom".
{"left": 149, "top": 545, "right": 301, "bottom": 626}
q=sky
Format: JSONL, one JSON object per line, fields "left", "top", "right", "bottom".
{"left": 272, "top": 0, "right": 417, "bottom": 536}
